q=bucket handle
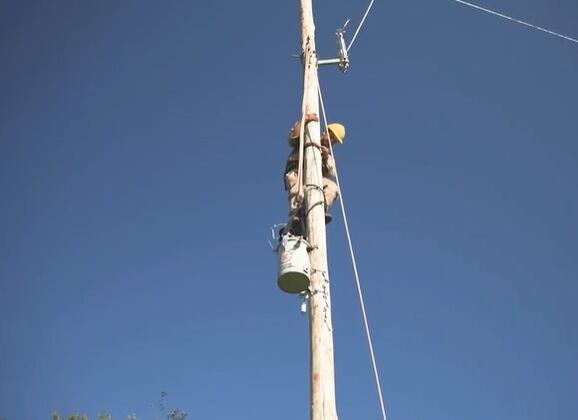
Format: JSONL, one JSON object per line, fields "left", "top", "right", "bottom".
{"left": 268, "top": 223, "right": 287, "bottom": 251}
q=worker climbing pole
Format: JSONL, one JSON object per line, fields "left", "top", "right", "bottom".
{"left": 283, "top": 116, "right": 345, "bottom": 235}
{"left": 277, "top": 116, "right": 345, "bottom": 292}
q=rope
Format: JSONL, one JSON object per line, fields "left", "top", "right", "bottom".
{"left": 347, "top": 0, "right": 376, "bottom": 53}
{"left": 450, "top": 0, "right": 578, "bottom": 45}
{"left": 317, "top": 82, "right": 388, "bottom": 420}
{"left": 296, "top": 49, "right": 310, "bottom": 203}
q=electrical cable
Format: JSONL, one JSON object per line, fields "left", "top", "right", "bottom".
{"left": 347, "top": 0, "right": 376, "bottom": 53}
{"left": 348, "top": 0, "right": 577, "bottom": 60}
{"left": 450, "top": 0, "right": 578, "bottom": 44}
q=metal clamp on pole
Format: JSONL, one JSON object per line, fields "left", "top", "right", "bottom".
{"left": 318, "top": 21, "right": 350, "bottom": 73}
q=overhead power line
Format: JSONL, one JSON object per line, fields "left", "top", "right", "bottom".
{"left": 347, "top": 0, "right": 577, "bottom": 60}
{"left": 347, "top": 0, "right": 376, "bottom": 53}
{"left": 450, "top": 0, "right": 578, "bottom": 45}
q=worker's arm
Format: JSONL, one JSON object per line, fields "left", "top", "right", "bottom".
{"left": 321, "top": 146, "right": 336, "bottom": 177}
{"left": 289, "top": 113, "right": 319, "bottom": 142}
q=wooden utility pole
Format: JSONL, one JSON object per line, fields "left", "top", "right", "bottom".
{"left": 299, "top": 1, "right": 338, "bottom": 419}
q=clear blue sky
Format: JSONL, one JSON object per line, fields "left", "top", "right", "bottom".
{"left": 1, "top": 1, "right": 577, "bottom": 419}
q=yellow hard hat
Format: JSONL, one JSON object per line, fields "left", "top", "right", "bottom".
{"left": 327, "top": 123, "right": 345, "bottom": 144}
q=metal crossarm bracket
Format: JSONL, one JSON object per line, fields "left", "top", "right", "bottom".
{"left": 318, "top": 22, "right": 350, "bottom": 73}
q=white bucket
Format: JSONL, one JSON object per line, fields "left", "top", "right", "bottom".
{"left": 277, "top": 234, "right": 311, "bottom": 293}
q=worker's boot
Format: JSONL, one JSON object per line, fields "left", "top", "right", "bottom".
{"left": 289, "top": 216, "right": 304, "bottom": 236}
{"left": 284, "top": 210, "right": 304, "bottom": 236}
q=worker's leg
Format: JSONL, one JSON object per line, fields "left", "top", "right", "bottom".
{"left": 284, "top": 170, "right": 304, "bottom": 235}
{"left": 285, "top": 170, "right": 299, "bottom": 214}
{"left": 323, "top": 178, "right": 339, "bottom": 209}
{"left": 323, "top": 178, "right": 339, "bottom": 224}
